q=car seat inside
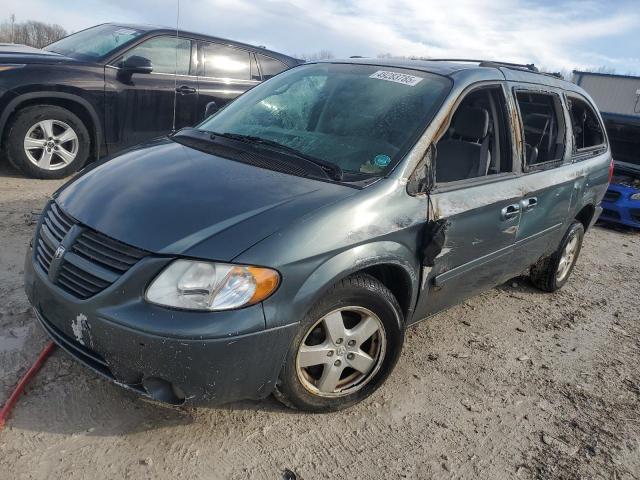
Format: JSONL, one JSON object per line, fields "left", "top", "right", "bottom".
{"left": 435, "top": 87, "right": 510, "bottom": 184}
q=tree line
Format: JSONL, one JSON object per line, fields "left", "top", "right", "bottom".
{"left": 0, "top": 18, "right": 67, "bottom": 48}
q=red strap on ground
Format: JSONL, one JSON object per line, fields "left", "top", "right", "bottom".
{"left": 0, "top": 341, "right": 56, "bottom": 431}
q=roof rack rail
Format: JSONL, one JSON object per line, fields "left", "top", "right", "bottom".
{"left": 425, "top": 59, "right": 539, "bottom": 72}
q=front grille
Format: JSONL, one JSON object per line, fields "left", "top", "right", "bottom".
{"left": 604, "top": 190, "right": 621, "bottom": 203}
{"left": 35, "top": 202, "right": 74, "bottom": 272}
{"left": 57, "top": 261, "right": 112, "bottom": 299}
{"left": 34, "top": 202, "right": 148, "bottom": 299}
{"left": 601, "top": 208, "right": 621, "bottom": 220}
{"left": 631, "top": 209, "right": 640, "bottom": 223}
{"left": 72, "top": 229, "right": 147, "bottom": 273}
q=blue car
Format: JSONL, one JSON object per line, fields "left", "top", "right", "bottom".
{"left": 600, "top": 170, "right": 640, "bottom": 227}
{"left": 599, "top": 114, "right": 640, "bottom": 228}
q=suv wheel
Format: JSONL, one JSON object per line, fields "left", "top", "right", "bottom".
{"left": 5, "top": 105, "right": 90, "bottom": 179}
{"left": 530, "top": 220, "right": 585, "bottom": 292}
{"left": 274, "top": 274, "right": 404, "bottom": 412}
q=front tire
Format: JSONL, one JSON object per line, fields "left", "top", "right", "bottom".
{"left": 5, "top": 105, "right": 90, "bottom": 179}
{"left": 530, "top": 220, "right": 585, "bottom": 292}
{"left": 274, "top": 274, "right": 404, "bottom": 412}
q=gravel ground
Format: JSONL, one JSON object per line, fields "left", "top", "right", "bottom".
{"left": 1, "top": 161, "right": 639, "bottom": 480}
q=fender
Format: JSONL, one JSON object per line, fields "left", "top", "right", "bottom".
{"left": 0, "top": 91, "right": 103, "bottom": 160}
{"left": 256, "top": 241, "right": 418, "bottom": 395}
{"left": 282, "top": 241, "right": 419, "bottom": 328}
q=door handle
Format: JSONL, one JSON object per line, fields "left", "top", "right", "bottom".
{"left": 175, "top": 85, "right": 196, "bottom": 95}
{"left": 521, "top": 197, "right": 538, "bottom": 212}
{"left": 501, "top": 203, "right": 521, "bottom": 220}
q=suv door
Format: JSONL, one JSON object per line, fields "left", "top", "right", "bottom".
{"left": 509, "top": 87, "right": 573, "bottom": 272}
{"left": 196, "top": 42, "right": 260, "bottom": 119}
{"left": 105, "top": 36, "right": 199, "bottom": 151}
{"left": 413, "top": 84, "right": 523, "bottom": 319}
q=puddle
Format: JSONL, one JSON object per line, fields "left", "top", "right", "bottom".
{"left": 0, "top": 325, "right": 30, "bottom": 353}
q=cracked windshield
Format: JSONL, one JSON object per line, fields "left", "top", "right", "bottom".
{"left": 199, "top": 63, "right": 451, "bottom": 176}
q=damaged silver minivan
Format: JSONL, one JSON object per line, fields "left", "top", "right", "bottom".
{"left": 25, "top": 59, "right": 611, "bottom": 411}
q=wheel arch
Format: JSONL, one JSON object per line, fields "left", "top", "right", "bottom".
{"left": 289, "top": 241, "right": 419, "bottom": 325}
{"left": 357, "top": 264, "right": 414, "bottom": 322}
{"left": 0, "top": 92, "right": 103, "bottom": 161}
{"left": 575, "top": 203, "right": 596, "bottom": 231}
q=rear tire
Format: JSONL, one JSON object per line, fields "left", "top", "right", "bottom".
{"left": 274, "top": 274, "right": 404, "bottom": 412}
{"left": 530, "top": 220, "right": 584, "bottom": 292}
{"left": 5, "top": 105, "right": 90, "bottom": 179}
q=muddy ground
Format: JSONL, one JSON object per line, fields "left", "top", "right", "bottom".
{"left": 0, "top": 161, "right": 639, "bottom": 480}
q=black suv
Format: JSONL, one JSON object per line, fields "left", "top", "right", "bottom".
{"left": 0, "top": 23, "right": 300, "bottom": 178}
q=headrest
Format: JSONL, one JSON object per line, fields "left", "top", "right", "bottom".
{"left": 451, "top": 107, "right": 489, "bottom": 139}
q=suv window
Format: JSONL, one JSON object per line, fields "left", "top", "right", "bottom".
{"left": 567, "top": 96, "right": 605, "bottom": 151}
{"left": 202, "top": 43, "right": 250, "bottom": 80}
{"left": 251, "top": 54, "right": 261, "bottom": 81}
{"left": 515, "top": 91, "right": 565, "bottom": 167}
{"left": 257, "top": 54, "right": 288, "bottom": 80}
{"left": 120, "top": 36, "right": 193, "bottom": 75}
{"left": 44, "top": 24, "right": 145, "bottom": 61}
{"left": 435, "top": 86, "right": 512, "bottom": 183}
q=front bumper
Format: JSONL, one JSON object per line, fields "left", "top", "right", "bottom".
{"left": 600, "top": 184, "right": 640, "bottom": 228}
{"left": 24, "top": 245, "right": 296, "bottom": 406}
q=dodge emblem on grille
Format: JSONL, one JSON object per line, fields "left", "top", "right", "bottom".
{"left": 54, "top": 245, "right": 66, "bottom": 259}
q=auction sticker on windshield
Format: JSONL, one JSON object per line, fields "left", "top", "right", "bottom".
{"left": 369, "top": 70, "right": 424, "bottom": 86}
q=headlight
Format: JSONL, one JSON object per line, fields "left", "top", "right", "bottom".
{"left": 145, "top": 260, "right": 279, "bottom": 311}
{"left": 630, "top": 192, "right": 640, "bottom": 200}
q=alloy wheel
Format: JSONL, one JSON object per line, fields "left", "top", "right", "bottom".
{"left": 296, "top": 306, "right": 386, "bottom": 398}
{"left": 23, "top": 119, "right": 79, "bottom": 171}
{"left": 556, "top": 233, "right": 579, "bottom": 282}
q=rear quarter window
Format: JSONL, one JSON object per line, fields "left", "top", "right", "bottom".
{"left": 257, "top": 54, "right": 288, "bottom": 80}
{"left": 567, "top": 95, "right": 606, "bottom": 153}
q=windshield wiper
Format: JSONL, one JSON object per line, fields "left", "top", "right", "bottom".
{"left": 210, "top": 132, "right": 343, "bottom": 181}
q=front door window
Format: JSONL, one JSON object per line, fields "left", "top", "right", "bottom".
{"left": 434, "top": 86, "right": 512, "bottom": 184}
{"left": 120, "top": 36, "right": 193, "bottom": 75}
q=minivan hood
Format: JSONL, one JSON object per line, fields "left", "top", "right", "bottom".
{"left": 56, "top": 139, "right": 356, "bottom": 260}
{"left": 0, "top": 43, "right": 74, "bottom": 64}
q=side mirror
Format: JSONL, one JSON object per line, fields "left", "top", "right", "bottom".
{"left": 119, "top": 55, "right": 153, "bottom": 75}
{"left": 204, "top": 101, "right": 219, "bottom": 119}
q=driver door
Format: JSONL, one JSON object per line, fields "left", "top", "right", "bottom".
{"left": 104, "top": 36, "right": 199, "bottom": 152}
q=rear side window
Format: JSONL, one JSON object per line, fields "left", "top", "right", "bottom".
{"left": 515, "top": 91, "right": 566, "bottom": 167}
{"left": 257, "top": 54, "right": 288, "bottom": 80}
{"left": 567, "top": 96, "right": 605, "bottom": 151}
{"left": 202, "top": 43, "right": 250, "bottom": 80}
{"left": 121, "top": 36, "right": 192, "bottom": 75}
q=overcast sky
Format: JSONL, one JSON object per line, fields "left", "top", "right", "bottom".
{"left": 4, "top": 0, "right": 639, "bottom": 73}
